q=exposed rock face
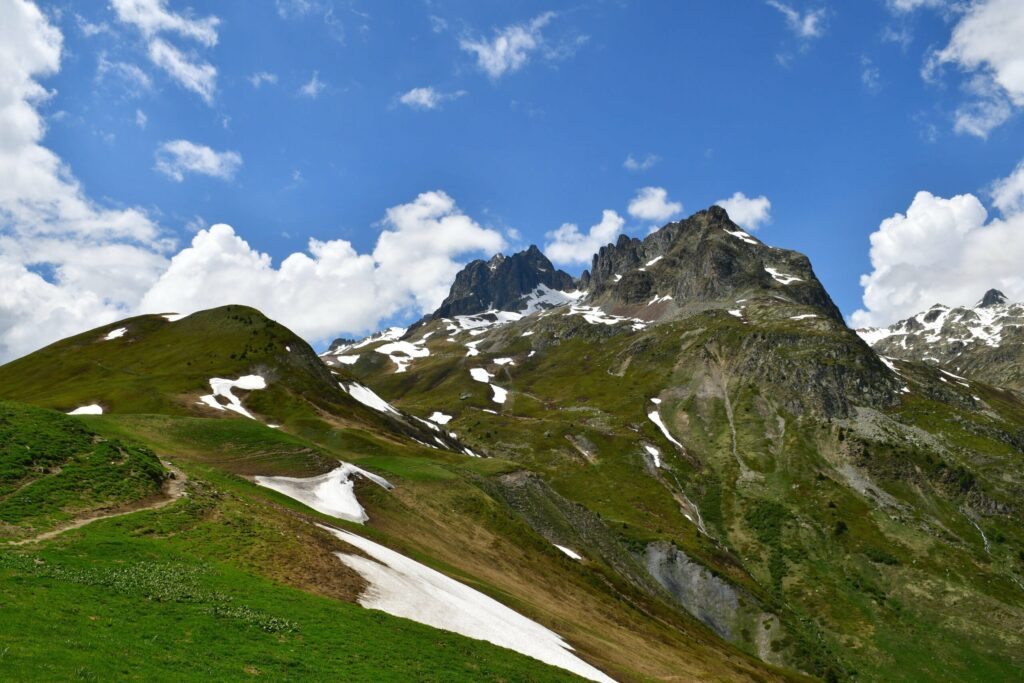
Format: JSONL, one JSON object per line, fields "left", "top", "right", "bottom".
{"left": 584, "top": 206, "right": 844, "bottom": 322}
{"left": 857, "top": 290, "right": 1024, "bottom": 390}
{"left": 431, "top": 245, "right": 577, "bottom": 319}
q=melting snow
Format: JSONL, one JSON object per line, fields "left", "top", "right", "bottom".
{"left": 334, "top": 355, "right": 360, "bottom": 365}
{"left": 343, "top": 382, "right": 400, "bottom": 415}
{"left": 647, "top": 294, "right": 673, "bottom": 306}
{"left": 724, "top": 228, "right": 758, "bottom": 245}
{"left": 568, "top": 305, "right": 647, "bottom": 331}
{"left": 255, "top": 463, "right": 393, "bottom": 524}
{"left": 764, "top": 267, "right": 802, "bottom": 285}
{"left": 728, "top": 309, "right": 743, "bottom": 318}
{"left": 790, "top": 314, "right": 818, "bottom": 320}
{"left": 428, "top": 411, "right": 453, "bottom": 425}
{"left": 494, "top": 357, "right": 515, "bottom": 365}
{"left": 644, "top": 444, "right": 662, "bottom": 468}
{"left": 103, "top": 327, "right": 127, "bottom": 340}
{"left": 645, "top": 255, "right": 664, "bottom": 267}
{"left": 648, "top": 409, "right": 684, "bottom": 449}
{"left": 162, "top": 313, "right": 186, "bottom": 322}
{"left": 520, "top": 285, "right": 584, "bottom": 314}
{"left": 470, "top": 368, "right": 493, "bottom": 383}
{"left": 375, "top": 339, "right": 430, "bottom": 373}
{"left": 68, "top": 404, "right": 103, "bottom": 415}
{"left": 199, "top": 375, "right": 267, "bottom": 419}
{"left": 491, "top": 385, "right": 508, "bottom": 404}
{"left": 554, "top": 544, "right": 582, "bottom": 561}
{"left": 465, "top": 340, "right": 483, "bottom": 357}
{"left": 319, "top": 524, "right": 615, "bottom": 682}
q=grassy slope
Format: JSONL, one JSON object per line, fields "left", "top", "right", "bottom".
{"left": 347, "top": 303, "right": 1024, "bottom": 682}
{"left": 0, "top": 401, "right": 166, "bottom": 540}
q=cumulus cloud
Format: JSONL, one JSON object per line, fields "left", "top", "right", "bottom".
{"left": 765, "top": 1, "right": 826, "bottom": 39}
{"left": 111, "top": 0, "right": 219, "bottom": 103}
{"left": 852, "top": 161, "right": 1024, "bottom": 328}
{"left": 298, "top": 71, "right": 325, "bottom": 98}
{"left": 544, "top": 210, "right": 624, "bottom": 266}
{"left": 460, "top": 12, "right": 556, "bottom": 79}
{"left": 925, "top": 0, "right": 1024, "bottom": 138}
{"left": 0, "top": 0, "right": 169, "bottom": 359}
{"left": 715, "top": 192, "right": 772, "bottom": 231}
{"left": 623, "top": 153, "right": 659, "bottom": 172}
{"left": 154, "top": 140, "right": 242, "bottom": 182}
{"left": 627, "top": 187, "right": 683, "bottom": 223}
{"left": 398, "top": 86, "right": 466, "bottom": 110}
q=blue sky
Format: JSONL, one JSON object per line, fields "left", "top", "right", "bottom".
{"left": 2, "top": 0, "right": 1023, "bottom": 358}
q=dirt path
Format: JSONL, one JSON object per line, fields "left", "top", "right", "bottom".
{"left": 9, "top": 461, "right": 188, "bottom": 546}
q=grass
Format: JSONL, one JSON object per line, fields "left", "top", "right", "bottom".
{"left": 0, "top": 401, "right": 165, "bottom": 540}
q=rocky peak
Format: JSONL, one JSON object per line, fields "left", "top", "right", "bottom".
{"left": 585, "top": 206, "right": 843, "bottom": 322}
{"left": 431, "top": 245, "right": 577, "bottom": 319}
{"left": 979, "top": 288, "right": 1008, "bottom": 308}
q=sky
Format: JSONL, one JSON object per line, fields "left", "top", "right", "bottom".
{"left": 2, "top": 0, "right": 1024, "bottom": 360}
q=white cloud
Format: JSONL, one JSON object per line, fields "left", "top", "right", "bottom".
{"left": 111, "top": 0, "right": 219, "bottom": 104}
{"left": 430, "top": 15, "right": 448, "bottom": 33}
{"left": 135, "top": 108, "right": 147, "bottom": 128}
{"left": 95, "top": 54, "right": 153, "bottom": 98}
{"left": 299, "top": 71, "right": 325, "bottom": 98}
{"left": 0, "top": 0, "right": 168, "bottom": 360}
{"left": 76, "top": 14, "right": 112, "bottom": 37}
{"left": 886, "top": 0, "right": 946, "bottom": 11}
{"left": 460, "top": 12, "right": 556, "bottom": 79}
{"left": 714, "top": 192, "right": 772, "bottom": 231}
{"left": 275, "top": 0, "right": 316, "bottom": 18}
{"left": 141, "top": 192, "right": 505, "bottom": 342}
{"left": 623, "top": 153, "right": 659, "bottom": 172}
{"left": 765, "top": 1, "right": 826, "bottom": 39}
{"left": 991, "top": 159, "right": 1024, "bottom": 216}
{"left": 627, "top": 187, "right": 683, "bottom": 223}
{"left": 154, "top": 140, "right": 242, "bottom": 182}
{"left": 248, "top": 71, "right": 278, "bottom": 88}
{"left": 926, "top": 0, "right": 1024, "bottom": 138}
{"left": 861, "top": 56, "right": 881, "bottom": 92}
{"left": 544, "top": 210, "right": 624, "bottom": 266}
{"left": 398, "top": 86, "right": 466, "bottom": 110}
{"left": 852, "top": 162, "right": 1024, "bottom": 327}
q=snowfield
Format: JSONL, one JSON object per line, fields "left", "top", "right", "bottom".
{"left": 491, "top": 385, "right": 508, "bottom": 404}
{"left": 255, "top": 463, "right": 394, "bottom": 524}
{"left": 68, "top": 404, "right": 103, "bottom": 415}
{"left": 319, "top": 524, "right": 616, "bottom": 683}
{"left": 199, "top": 375, "right": 267, "bottom": 419}
{"left": 375, "top": 339, "right": 430, "bottom": 373}
{"left": 342, "top": 382, "right": 400, "bottom": 415}
{"left": 428, "top": 411, "right": 453, "bottom": 425}
{"left": 470, "top": 368, "right": 493, "bottom": 383}
{"left": 103, "top": 327, "right": 127, "bottom": 340}
{"left": 554, "top": 544, "right": 583, "bottom": 561}
{"left": 648, "top": 408, "right": 684, "bottom": 449}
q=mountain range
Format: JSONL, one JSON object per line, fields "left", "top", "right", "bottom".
{"left": 2, "top": 206, "right": 1023, "bottom": 682}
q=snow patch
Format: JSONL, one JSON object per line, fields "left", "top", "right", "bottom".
{"left": 344, "top": 382, "right": 400, "bottom": 415}
{"left": 494, "top": 357, "right": 515, "bottom": 366}
{"left": 764, "top": 266, "right": 802, "bottom": 285}
{"left": 68, "top": 404, "right": 103, "bottom": 415}
{"left": 428, "top": 411, "right": 453, "bottom": 425}
{"left": 789, "top": 314, "right": 818, "bottom": 320}
{"left": 470, "top": 368, "right": 493, "bottom": 383}
{"left": 724, "top": 228, "right": 758, "bottom": 245}
{"left": 644, "top": 444, "right": 662, "bottom": 468}
{"left": 554, "top": 544, "right": 582, "bottom": 561}
{"left": 648, "top": 409, "right": 684, "bottom": 449}
{"left": 645, "top": 255, "right": 664, "bottom": 267}
{"left": 334, "top": 354, "right": 360, "bottom": 365}
{"left": 491, "top": 385, "right": 508, "bottom": 404}
{"left": 375, "top": 339, "right": 430, "bottom": 373}
{"left": 568, "top": 305, "right": 647, "bottom": 332}
{"left": 103, "top": 327, "right": 127, "bottom": 340}
{"left": 162, "top": 313, "right": 186, "bottom": 322}
{"left": 256, "top": 463, "right": 393, "bottom": 524}
{"left": 319, "top": 525, "right": 615, "bottom": 682}
{"left": 199, "top": 375, "right": 267, "bottom": 419}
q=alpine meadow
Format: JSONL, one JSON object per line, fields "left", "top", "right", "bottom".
{"left": 2, "top": 1, "right": 1024, "bottom": 681}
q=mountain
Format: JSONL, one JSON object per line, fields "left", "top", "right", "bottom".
{"left": 432, "top": 245, "right": 578, "bottom": 319}
{"left": 857, "top": 288, "right": 1024, "bottom": 390}
{"left": 4, "top": 208, "right": 1024, "bottom": 682}
{"left": 338, "top": 207, "right": 1024, "bottom": 681}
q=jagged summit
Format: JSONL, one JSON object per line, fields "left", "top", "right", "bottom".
{"left": 431, "top": 244, "right": 577, "bottom": 319}
{"left": 979, "top": 288, "right": 1008, "bottom": 307}
{"left": 584, "top": 205, "right": 844, "bottom": 322}
{"left": 858, "top": 289, "right": 1024, "bottom": 389}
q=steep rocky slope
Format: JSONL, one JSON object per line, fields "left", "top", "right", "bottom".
{"left": 858, "top": 289, "right": 1024, "bottom": 391}
{"left": 338, "top": 207, "right": 1024, "bottom": 681}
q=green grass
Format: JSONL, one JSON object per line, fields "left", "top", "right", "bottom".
{"left": 0, "top": 401, "right": 165, "bottom": 539}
